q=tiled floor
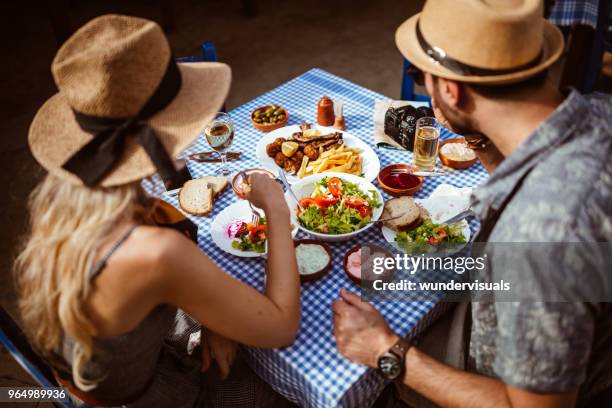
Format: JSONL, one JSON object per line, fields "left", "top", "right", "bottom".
{"left": 0, "top": 0, "right": 423, "bottom": 399}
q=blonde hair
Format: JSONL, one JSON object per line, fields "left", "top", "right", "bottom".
{"left": 14, "top": 174, "right": 152, "bottom": 390}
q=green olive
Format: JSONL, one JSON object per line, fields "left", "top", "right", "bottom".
{"left": 274, "top": 108, "right": 284, "bottom": 115}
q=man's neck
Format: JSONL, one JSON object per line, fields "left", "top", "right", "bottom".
{"left": 475, "top": 85, "right": 565, "bottom": 157}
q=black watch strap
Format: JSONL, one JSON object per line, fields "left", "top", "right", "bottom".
{"left": 389, "top": 337, "right": 412, "bottom": 361}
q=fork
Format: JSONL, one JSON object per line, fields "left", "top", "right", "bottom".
{"left": 240, "top": 170, "right": 264, "bottom": 226}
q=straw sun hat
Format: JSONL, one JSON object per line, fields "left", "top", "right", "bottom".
{"left": 29, "top": 14, "right": 231, "bottom": 187}
{"left": 395, "top": 0, "right": 564, "bottom": 85}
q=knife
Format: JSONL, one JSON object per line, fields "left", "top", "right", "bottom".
{"left": 187, "top": 151, "right": 241, "bottom": 163}
{"left": 411, "top": 170, "right": 446, "bottom": 177}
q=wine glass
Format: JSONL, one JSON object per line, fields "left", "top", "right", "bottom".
{"left": 203, "top": 112, "right": 235, "bottom": 176}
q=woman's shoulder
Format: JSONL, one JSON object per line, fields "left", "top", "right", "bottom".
{"left": 127, "top": 225, "right": 195, "bottom": 269}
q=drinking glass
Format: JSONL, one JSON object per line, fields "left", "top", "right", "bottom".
{"left": 413, "top": 117, "right": 440, "bottom": 171}
{"left": 203, "top": 112, "right": 235, "bottom": 176}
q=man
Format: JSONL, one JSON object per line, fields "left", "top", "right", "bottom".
{"left": 333, "top": 1, "right": 612, "bottom": 407}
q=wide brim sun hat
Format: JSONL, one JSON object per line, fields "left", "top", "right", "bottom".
{"left": 29, "top": 14, "right": 232, "bottom": 187}
{"left": 395, "top": 0, "right": 564, "bottom": 85}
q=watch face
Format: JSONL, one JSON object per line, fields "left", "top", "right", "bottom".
{"left": 378, "top": 355, "right": 402, "bottom": 380}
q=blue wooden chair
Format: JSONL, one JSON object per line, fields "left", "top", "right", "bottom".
{"left": 400, "top": 58, "right": 432, "bottom": 103}
{"left": 0, "top": 306, "right": 90, "bottom": 408}
{"left": 176, "top": 40, "right": 225, "bottom": 115}
{"left": 176, "top": 40, "right": 218, "bottom": 63}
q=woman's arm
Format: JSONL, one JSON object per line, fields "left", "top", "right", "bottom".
{"left": 154, "top": 174, "right": 300, "bottom": 348}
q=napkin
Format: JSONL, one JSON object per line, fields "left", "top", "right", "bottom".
{"left": 420, "top": 183, "right": 473, "bottom": 223}
{"left": 373, "top": 99, "right": 430, "bottom": 150}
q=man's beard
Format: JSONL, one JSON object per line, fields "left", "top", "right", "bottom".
{"left": 432, "top": 82, "right": 481, "bottom": 137}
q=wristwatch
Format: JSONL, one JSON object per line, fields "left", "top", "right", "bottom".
{"left": 377, "top": 337, "right": 411, "bottom": 380}
{"left": 463, "top": 134, "right": 492, "bottom": 151}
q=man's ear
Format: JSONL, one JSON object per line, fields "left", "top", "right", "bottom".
{"left": 436, "top": 77, "right": 462, "bottom": 108}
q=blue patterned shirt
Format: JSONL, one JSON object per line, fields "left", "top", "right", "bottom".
{"left": 469, "top": 90, "right": 612, "bottom": 404}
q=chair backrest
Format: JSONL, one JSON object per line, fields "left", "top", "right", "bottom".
{"left": 175, "top": 40, "right": 218, "bottom": 63}
{"left": 400, "top": 58, "right": 431, "bottom": 103}
{"left": 0, "top": 306, "right": 78, "bottom": 407}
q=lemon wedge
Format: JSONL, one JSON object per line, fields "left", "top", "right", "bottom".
{"left": 281, "top": 141, "right": 299, "bottom": 157}
{"left": 303, "top": 128, "right": 321, "bottom": 138}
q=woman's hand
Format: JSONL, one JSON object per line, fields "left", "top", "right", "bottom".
{"left": 244, "top": 173, "right": 289, "bottom": 217}
{"left": 201, "top": 330, "right": 238, "bottom": 379}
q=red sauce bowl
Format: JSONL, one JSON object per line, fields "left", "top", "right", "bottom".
{"left": 343, "top": 244, "right": 395, "bottom": 286}
{"left": 377, "top": 164, "right": 423, "bottom": 197}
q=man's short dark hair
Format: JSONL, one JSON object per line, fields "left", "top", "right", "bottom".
{"left": 466, "top": 70, "right": 549, "bottom": 99}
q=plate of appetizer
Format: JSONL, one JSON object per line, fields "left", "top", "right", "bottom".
{"left": 286, "top": 172, "right": 384, "bottom": 242}
{"left": 380, "top": 195, "right": 470, "bottom": 251}
{"left": 255, "top": 123, "right": 380, "bottom": 184}
{"left": 210, "top": 200, "right": 297, "bottom": 257}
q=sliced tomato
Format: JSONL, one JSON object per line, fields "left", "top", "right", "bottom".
{"left": 345, "top": 196, "right": 367, "bottom": 208}
{"left": 432, "top": 226, "right": 448, "bottom": 241}
{"left": 299, "top": 198, "right": 318, "bottom": 208}
{"left": 314, "top": 194, "right": 339, "bottom": 208}
{"left": 249, "top": 224, "right": 267, "bottom": 240}
{"left": 328, "top": 177, "right": 343, "bottom": 197}
{"left": 358, "top": 205, "right": 372, "bottom": 218}
{"left": 427, "top": 236, "right": 440, "bottom": 246}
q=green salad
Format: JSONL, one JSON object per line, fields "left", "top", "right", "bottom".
{"left": 396, "top": 218, "right": 466, "bottom": 246}
{"left": 297, "top": 177, "right": 381, "bottom": 235}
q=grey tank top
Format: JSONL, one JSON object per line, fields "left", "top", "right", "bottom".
{"left": 56, "top": 226, "right": 202, "bottom": 406}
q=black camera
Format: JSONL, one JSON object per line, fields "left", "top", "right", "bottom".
{"left": 384, "top": 105, "right": 434, "bottom": 151}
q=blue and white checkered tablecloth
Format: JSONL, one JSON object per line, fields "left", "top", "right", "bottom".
{"left": 157, "top": 68, "right": 488, "bottom": 407}
{"left": 548, "top": 0, "right": 603, "bottom": 28}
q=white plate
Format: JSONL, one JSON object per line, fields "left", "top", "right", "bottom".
{"left": 255, "top": 125, "right": 380, "bottom": 184}
{"left": 381, "top": 195, "right": 471, "bottom": 245}
{"left": 210, "top": 200, "right": 297, "bottom": 257}
{"left": 286, "top": 172, "right": 384, "bottom": 242}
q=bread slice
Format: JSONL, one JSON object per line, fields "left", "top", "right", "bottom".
{"left": 382, "top": 196, "right": 421, "bottom": 231}
{"left": 197, "top": 176, "right": 228, "bottom": 197}
{"left": 179, "top": 180, "right": 213, "bottom": 215}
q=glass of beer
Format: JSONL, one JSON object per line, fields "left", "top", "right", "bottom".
{"left": 204, "top": 112, "right": 235, "bottom": 176}
{"left": 413, "top": 117, "right": 440, "bottom": 171}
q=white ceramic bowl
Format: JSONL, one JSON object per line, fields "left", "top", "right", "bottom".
{"left": 286, "top": 172, "right": 384, "bottom": 242}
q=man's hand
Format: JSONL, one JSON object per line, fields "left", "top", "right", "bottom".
{"left": 332, "top": 288, "right": 399, "bottom": 368}
{"left": 201, "top": 330, "right": 238, "bottom": 379}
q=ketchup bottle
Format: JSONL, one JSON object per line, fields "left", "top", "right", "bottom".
{"left": 317, "top": 96, "right": 335, "bottom": 126}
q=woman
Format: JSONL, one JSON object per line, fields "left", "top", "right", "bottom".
{"left": 15, "top": 14, "right": 300, "bottom": 407}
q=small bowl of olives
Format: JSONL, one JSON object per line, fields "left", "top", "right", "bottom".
{"left": 251, "top": 105, "right": 289, "bottom": 131}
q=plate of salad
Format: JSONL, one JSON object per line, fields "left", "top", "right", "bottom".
{"left": 381, "top": 194, "right": 471, "bottom": 252}
{"left": 286, "top": 172, "right": 384, "bottom": 242}
{"left": 210, "top": 200, "right": 297, "bottom": 257}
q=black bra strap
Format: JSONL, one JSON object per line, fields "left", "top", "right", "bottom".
{"left": 89, "top": 225, "right": 138, "bottom": 281}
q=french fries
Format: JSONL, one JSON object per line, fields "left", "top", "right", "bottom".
{"left": 297, "top": 144, "right": 363, "bottom": 178}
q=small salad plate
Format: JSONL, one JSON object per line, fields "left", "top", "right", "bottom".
{"left": 210, "top": 200, "right": 297, "bottom": 257}
{"left": 381, "top": 184, "right": 473, "bottom": 247}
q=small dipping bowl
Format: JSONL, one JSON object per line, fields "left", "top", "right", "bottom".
{"left": 294, "top": 239, "right": 333, "bottom": 283}
{"left": 377, "top": 164, "right": 423, "bottom": 197}
{"left": 439, "top": 139, "right": 478, "bottom": 169}
{"left": 344, "top": 244, "right": 395, "bottom": 286}
{"left": 251, "top": 105, "right": 289, "bottom": 132}
{"left": 232, "top": 168, "right": 276, "bottom": 198}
